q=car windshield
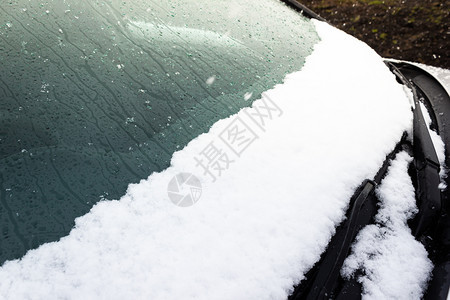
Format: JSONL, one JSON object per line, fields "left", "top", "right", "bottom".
{"left": 0, "top": 0, "right": 319, "bottom": 263}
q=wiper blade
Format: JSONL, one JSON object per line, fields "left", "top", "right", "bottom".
{"left": 292, "top": 61, "right": 446, "bottom": 299}
{"left": 281, "top": 0, "right": 326, "bottom": 21}
{"left": 300, "top": 180, "right": 375, "bottom": 300}
{"left": 385, "top": 61, "right": 442, "bottom": 238}
{"left": 290, "top": 135, "right": 408, "bottom": 299}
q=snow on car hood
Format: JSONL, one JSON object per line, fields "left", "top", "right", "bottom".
{"left": 0, "top": 20, "right": 414, "bottom": 299}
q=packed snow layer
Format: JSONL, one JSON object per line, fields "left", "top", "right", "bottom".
{"left": 0, "top": 20, "right": 414, "bottom": 299}
{"left": 342, "top": 151, "right": 433, "bottom": 300}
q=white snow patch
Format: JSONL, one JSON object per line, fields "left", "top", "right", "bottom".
{"left": 0, "top": 21, "right": 414, "bottom": 299}
{"left": 206, "top": 75, "right": 216, "bottom": 85}
{"left": 342, "top": 151, "right": 433, "bottom": 300}
{"left": 419, "top": 101, "right": 447, "bottom": 189}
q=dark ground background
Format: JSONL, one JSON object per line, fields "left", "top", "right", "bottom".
{"left": 298, "top": 0, "right": 449, "bottom": 69}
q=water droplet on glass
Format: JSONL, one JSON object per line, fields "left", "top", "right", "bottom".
{"left": 244, "top": 92, "right": 253, "bottom": 101}
{"left": 206, "top": 75, "right": 216, "bottom": 85}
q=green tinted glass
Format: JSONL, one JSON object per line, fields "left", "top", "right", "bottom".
{"left": 0, "top": 0, "right": 319, "bottom": 263}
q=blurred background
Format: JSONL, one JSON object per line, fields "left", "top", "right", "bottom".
{"left": 299, "top": 0, "right": 449, "bottom": 69}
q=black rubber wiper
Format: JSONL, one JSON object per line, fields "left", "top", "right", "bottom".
{"left": 411, "top": 94, "right": 442, "bottom": 237}
{"left": 386, "top": 61, "right": 450, "bottom": 300}
{"left": 386, "top": 61, "right": 442, "bottom": 238}
{"left": 291, "top": 61, "right": 446, "bottom": 299}
{"left": 290, "top": 135, "right": 408, "bottom": 300}
{"left": 281, "top": 0, "right": 326, "bottom": 21}
{"left": 299, "top": 180, "right": 376, "bottom": 300}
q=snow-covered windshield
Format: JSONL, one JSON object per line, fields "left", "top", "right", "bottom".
{"left": 0, "top": 0, "right": 319, "bottom": 263}
{"left": 0, "top": 17, "right": 418, "bottom": 298}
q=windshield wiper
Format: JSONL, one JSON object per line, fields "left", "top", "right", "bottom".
{"left": 291, "top": 61, "right": 448, "bottom": 299}
{"left": 386, "top": 61, "right": 450, "bottom": 300}
{"left": 290, "top": 134, "right": 408, "bottom": 299}
{"left": 281, "top": 0, "right": 326, "bottom": 21}
{"left": 386, "top": 61, "right": 442, "bottom": 238}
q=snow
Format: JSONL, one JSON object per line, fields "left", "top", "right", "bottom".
{"left": 419, "top": 102, "right": 447, "bottom": 189}
{"left": 0, "top": 20, "right": 415, "bottom": 299}
{"left": 342, "top": 151, "right": 433, "bottom": 300}
{"left": 206, "top": 75, "right": 216, "bottom": 85}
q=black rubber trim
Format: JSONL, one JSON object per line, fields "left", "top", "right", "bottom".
{"left": 388, "top": 62, "right": 450, "bottom": 151}
{"left": 281, "top": 0, "right": 326, "bottom": 21}
{"left": 385, "top": 61, "right": 442, "bottom": 237}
